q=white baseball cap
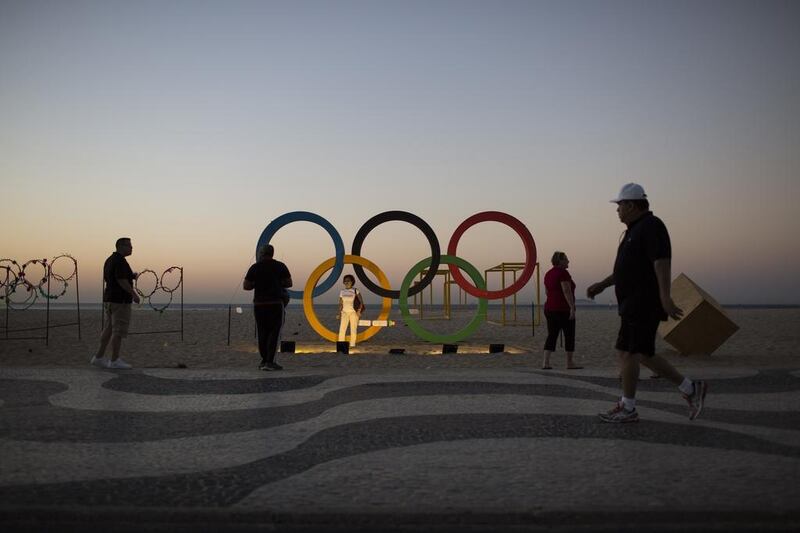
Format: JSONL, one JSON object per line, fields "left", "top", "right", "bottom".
{"left": 610, "top": 183, "right": 647, "bottom": 203}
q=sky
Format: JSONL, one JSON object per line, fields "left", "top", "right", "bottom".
{"left": 1, "top": 0, "right": 798, "bottom": 305}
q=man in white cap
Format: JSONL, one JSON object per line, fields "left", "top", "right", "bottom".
{"left": 587, "top": 183, "right": 707, "bottom": 423}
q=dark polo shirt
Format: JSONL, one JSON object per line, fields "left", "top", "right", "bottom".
{"left": 245, "top": 259, "right": 291, "bottom": 305}
{"left": 613, "top": 211, "right": 671, "bottom": 320}
{"left": 103, "top": 252, "right": 134, "bottom": 304}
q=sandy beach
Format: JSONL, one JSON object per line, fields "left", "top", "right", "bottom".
{"left": 0, "top": 305, "right": 796, "bottom": 370}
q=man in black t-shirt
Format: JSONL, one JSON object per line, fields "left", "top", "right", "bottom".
{"left": 587, "top": 183, "right": 707, "bottom": 423}
{"left": 91, "top": 237, "right": 141, "bottom": 369}
{"left": 244, "top": 244, "right": 292, "bottom": 371}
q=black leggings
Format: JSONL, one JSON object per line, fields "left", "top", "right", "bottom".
{"left": 544, "top": 310, "right": 575, "bottom": 352}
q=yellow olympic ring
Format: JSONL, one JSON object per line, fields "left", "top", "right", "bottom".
{"left": 303, "top": 254, "right": 393, "bottom": 344}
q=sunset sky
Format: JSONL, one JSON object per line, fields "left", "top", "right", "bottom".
{"left": 2, "top": 0, "right": 798, "bottom": 305}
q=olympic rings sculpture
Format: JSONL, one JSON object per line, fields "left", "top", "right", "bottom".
{"left": 258, "top": 211, "right": 537, "bottom": 344}
{"left": 134, "top": 266, "right": 183, "bottom": 313}
{"left": 0, "top": 255, "right": 78, "bottom": 309}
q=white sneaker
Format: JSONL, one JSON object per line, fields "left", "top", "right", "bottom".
{"left": 90, "top": 356, "right": 109, "bottom": 368}
{"left": 108, "top": 358, "right": 132, "bottom": 369}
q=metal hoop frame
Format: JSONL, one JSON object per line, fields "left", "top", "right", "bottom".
{"left": 1, "top": 255, "right": 82, "bottom": 345}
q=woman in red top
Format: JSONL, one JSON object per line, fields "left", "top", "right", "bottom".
{"left": 542, "top": 251, "right": 581, "bottom": 370}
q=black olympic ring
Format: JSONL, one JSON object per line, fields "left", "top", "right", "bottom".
{"left": 350, "top": 211, "right": 441, "bottom": 299}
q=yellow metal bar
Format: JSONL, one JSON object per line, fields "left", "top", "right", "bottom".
{"left": 501, "top": 265, "right": 507, "bottom": 325}
{"left": 513, "top": 269, "right": 518, "bottom": 321}
{"left": 419, "top": 272, "right": 424, "bottom": 319}
{"left": 444, "top": 272, "right": 450, "bottom": 319}
{"left": 484, "top": 268, "right": 489, "bottom": 320}
{"left": 480, "top": 261, "right": 541, "bottom": 326}
{"left": 536, "top": 262, "right": 541, "bottom": 326}
{"left": 429, "top": 276, "right": 433, "bottom": 318}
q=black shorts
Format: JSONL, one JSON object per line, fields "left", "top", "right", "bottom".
{"left": 615, "top": 316, "right": 660, "bottom": 357}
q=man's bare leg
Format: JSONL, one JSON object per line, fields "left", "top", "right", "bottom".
{"left": 641, "top": 355, "right": 683, "bottom": 385}
{"left": 110, "top": 335, "right": 123, "bottom": 362}
{"left": 96, "top": 325, "right": 113, "bottom": 359}
{"left": 619, "top": 351, "right": 641, "bottom": 399}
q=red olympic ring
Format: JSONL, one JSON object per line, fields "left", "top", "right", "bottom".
{"left": 446, "top": 211, "right": 537, "bottom": 300}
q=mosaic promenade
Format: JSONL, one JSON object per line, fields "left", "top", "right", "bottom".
{"left": 1, "top": 365, "right": 799, "bottom": 532}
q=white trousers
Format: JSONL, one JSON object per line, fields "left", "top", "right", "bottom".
{"left": 338, "top": 310, "right": 359, "bottom": 346}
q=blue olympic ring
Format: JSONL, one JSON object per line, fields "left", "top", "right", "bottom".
{"left": 256, "top": 211, "right": 345, "bottom": 299}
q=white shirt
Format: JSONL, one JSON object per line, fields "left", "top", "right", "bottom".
{"left": 339, "top": 288, "right": 357, "bottom": 311}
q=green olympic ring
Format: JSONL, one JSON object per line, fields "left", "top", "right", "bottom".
{"left": 399, "top": 255, "right": 488, "bottom": 344}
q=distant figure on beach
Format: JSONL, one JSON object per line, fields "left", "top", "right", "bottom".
{"left": 587, "top": 183, "right": 707, "bottom": 423}
{"left": 244, "top": 244, "right": 292, "bottom": 371}
{"left": 337, "top": 274, "right": 364, "bottom": 349}
{"left": 91, "top": 237, "right": 140, "bottom": 369}
{"left": 541, "top": 251, "right": 581, "bottom": 370}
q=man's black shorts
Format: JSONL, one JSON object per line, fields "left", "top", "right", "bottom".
{"left": 615, "top": 316, "right": 661, "bottom": 356}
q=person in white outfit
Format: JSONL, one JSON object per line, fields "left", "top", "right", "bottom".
{"left": 337, "top": 274, "right": 364, "bottom": 348}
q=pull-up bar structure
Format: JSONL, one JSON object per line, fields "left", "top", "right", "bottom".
{"left": 484, "top": 262, "right": 541, "bottom": 327}
{"left": 411, "top": 268, "right": 468, "bottom": 319}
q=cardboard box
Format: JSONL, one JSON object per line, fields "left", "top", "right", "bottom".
{"left": 658, "top": 273, "right": 739, "bottom": 355}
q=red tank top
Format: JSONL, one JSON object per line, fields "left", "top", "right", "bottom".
{"left": 544, "top": 267, "right": 575, "bottom": 312}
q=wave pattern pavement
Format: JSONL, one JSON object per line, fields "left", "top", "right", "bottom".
{"left": 1, "top": 365, "right": 799, "bottom": 531}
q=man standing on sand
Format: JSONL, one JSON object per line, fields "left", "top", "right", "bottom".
{"left": 587, "top": 183, "right": 707, "bottom": 423}
{"left": 91, "top": 237, "right": 140, "bottom": 369}
{"left": 244, "top": 244, "right": 292, "bottom": 371}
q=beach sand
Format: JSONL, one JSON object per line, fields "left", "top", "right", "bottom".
{"left": 0, "top": 306, "right": 796, "bottom": 370}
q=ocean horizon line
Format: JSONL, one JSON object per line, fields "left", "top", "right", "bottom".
{"left": 4, "top": 302, "right": 799, "bottom": 310}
